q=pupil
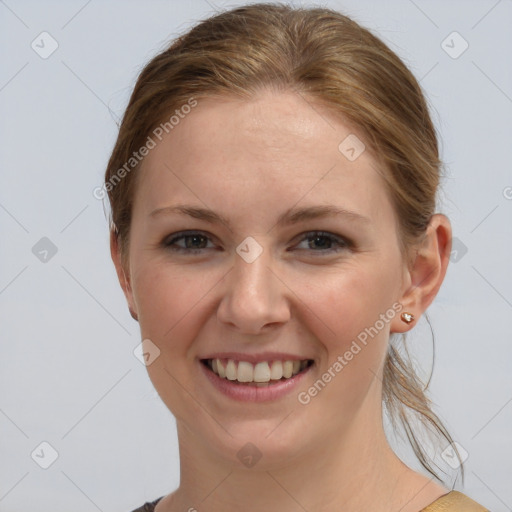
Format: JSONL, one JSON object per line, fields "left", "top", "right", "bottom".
{"left": 311, "top": 235, "right": 329, "bottom": 249}
{"left": 187, "top": 235, "right": 205, "bottom": 248}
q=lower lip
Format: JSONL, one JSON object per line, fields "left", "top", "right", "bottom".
{"left": 199, "top": 360, "right": 313, "bottom": 402}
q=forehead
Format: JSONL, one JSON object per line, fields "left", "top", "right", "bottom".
{"left": 135, "top": 90, "right": 394, "bottom": 226}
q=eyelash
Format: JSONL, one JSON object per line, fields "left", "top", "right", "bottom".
{"left": 162, "top": 230, "right": 352, "bottom": 255}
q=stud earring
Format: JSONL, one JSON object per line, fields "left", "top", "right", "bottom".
{"left": 400, "top": 312, "right": 415, "bottom": 324}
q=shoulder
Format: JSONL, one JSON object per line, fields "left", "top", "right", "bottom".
{"left": 420, "top": 490, "right": 490, "bottom": 511}
{"left": 130, "top": 496, "right": 164, "bottom": 512}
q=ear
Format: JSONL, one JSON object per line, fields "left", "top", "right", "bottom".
{"left": 110, "top": 230, "right": 139, "bottom": 322}
{"left": 391, "top": 214, "right": 452, "bottom": 333}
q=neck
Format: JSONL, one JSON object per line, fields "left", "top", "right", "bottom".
{"left": 161, "top": 395, "right": 439, "bottom": 512}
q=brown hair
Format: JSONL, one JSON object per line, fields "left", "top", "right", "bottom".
{"left": 105, "top": 2, "right": 463, "bottom": 482}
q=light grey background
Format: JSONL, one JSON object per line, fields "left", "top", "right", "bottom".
{"left": 1, "top": 1, "right": 511, "bottom": 511}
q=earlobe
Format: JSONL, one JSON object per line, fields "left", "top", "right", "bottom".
{"left": 391, "top": 214, "right": 452, "bottom": 333}
{"left": 110, "top": 230, "right": 139, "bottom": 322}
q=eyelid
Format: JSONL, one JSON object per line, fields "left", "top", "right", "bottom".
{"left": 291, "top": 231, "right": 352, "bottom": 253}
{"left": 163, "top": 230, "right": 217, "bottom": 250}
{"left": 292, "top": 230, "right": 350, "bottom": 245}
{"left": 162, "top": 229, "right": 353, "bottom": 254}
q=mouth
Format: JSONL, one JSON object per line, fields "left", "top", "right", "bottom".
{"left": 200, "top": 358, "right": 314, "bottom": 387}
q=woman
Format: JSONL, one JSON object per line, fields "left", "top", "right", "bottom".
{"left": 104, "top": 3, "right": 489, "bottom": 511}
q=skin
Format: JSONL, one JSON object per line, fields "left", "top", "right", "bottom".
{"left": 112, "top": 89, "right": 452, "bottom": 512}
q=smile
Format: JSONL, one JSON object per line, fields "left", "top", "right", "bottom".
{"left": 201, "top": 358, "right": 314, "bottom": 385}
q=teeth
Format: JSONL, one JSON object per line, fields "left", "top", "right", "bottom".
{"left": 270, "top": 361, "right": 283, "bottom": 380}
{"left": 217, "top": 359, "right": 226, "bottom": 378}
{"left": 254, "top": 362, "right": 271, "bottom": 382}
{"left": 206, "top": 358, "right": 311, "bottom": 383}
{"left": 226, "top": 360, "right": 237, "bottom": 380}
{"left": 283, "top": 360, "right": 293, "bottom": 378}
{"left": 237, "top": 361, "right": 254, "bottom": 382}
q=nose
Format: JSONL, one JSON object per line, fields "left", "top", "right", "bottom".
{"left": 216, "top": 244, "right": 291, "bottom": 334}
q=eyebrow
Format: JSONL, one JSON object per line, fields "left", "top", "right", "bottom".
{"left": 149, "top": 204, "right": 370, "bottom": 229}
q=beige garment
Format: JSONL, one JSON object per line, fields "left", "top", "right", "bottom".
{"left": 420, "top": 491, "right": 490, "bottom": 511}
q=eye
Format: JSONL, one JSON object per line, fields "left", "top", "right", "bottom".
{"left": 293, "top": 231, "right": 351, "bottom": 254}
{"left": 162, "top": 231, "right": 217, "bottom": 253}
{"left": 161, "top": 230, "right": 352, "bottom": 255}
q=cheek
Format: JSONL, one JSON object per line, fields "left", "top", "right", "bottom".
{"left": 133, "top": 262, "right": 209, "bottom": 344}
{"left": 131, "top": 262, "right": 219, "bottom": 417}
{"left": 132, "top": 252, "right": 401, "bottom": 355}
{"left": 291, "top": 261, "right": 401, "bottom": 425}
{"left": 301, "top": 259, "right": 401, "bottom": 349}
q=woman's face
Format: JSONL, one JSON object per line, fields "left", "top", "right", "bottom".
{"left": 120, "top": 90, "right": 411, "bottom": 468}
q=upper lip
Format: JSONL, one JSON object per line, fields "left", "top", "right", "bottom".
{"left": 200, "top": 352, "right": 314, "bottom": 364}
